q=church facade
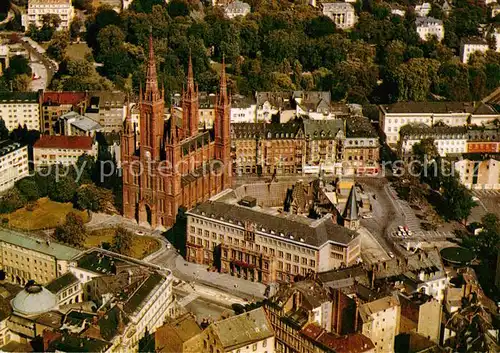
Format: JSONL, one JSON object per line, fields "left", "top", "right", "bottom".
{"left": 121, "top": 34, "right": 232, "bottom": 229}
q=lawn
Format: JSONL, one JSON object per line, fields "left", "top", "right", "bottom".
{"left": 66, "top": 43, "right": 91, "bottom": 61}
{"left": 86, "top": 228, "right": 161, "bottom": 260}
{"left": 5, "top": 197, "right": 88, "bottom": 230}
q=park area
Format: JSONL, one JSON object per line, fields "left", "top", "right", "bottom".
{"left": 85, "top": 228, "right": 161, "bottom": 260}
{"left": 3, "top": 197, "right": 88, "bottom": 230}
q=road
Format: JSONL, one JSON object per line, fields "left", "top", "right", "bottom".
{"left": 29, "top": 62, "right": 47, "bottom": 91}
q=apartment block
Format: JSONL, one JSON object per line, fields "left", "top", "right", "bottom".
{"left": 33, "top": 135, "right": 97, "bottom": 168}
{"left": 0, "top": 141, "right": 29, "bottom": 193}
{"left": 185, "top": 189, "right": 360, "bottom": 284}
{"left": 0, "top": 92, "right": 40, "bottom": 131}
{"left": 0, "top": 228, "right": 81, "bottom": 286}
{"left": 22, "top": 0, "right": 75, "bottom": 31}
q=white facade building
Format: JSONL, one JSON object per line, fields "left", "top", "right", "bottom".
{"left": 33, "top": 135, "right": 97, "bottom": 168}
{"left": 399, "top": 126, "right": 468, "bottom": 157}
{"left": 322, "top": 2, "right": 357, "bottom": 30}
{"left": 380, "top": 102, "right": 500, "bottom": 146}
{"left": 22, "top": 0, "right": 75, "bottom": 31}
{"left": 223, "top": 0, "right": 251, "bottom": 19}
{"left": 460, "top": 38, "right": 490, "bottom": 63}
{"left": 0, "top": 92, "right": 40, "bottom": 131}
{"left": 0, "top": 141, "right": 29, "bottom": 193}
{"left": 360, "top": 295, "right": 401, "bottom": 353}
{"left": 416, "top": 17, "right": 444, "bottom": 42}
{"left": 492, "top": 4, "right": 500, "bottom": 18}
{"left": 415, "top": 2, "right": 432, "bottom": 17}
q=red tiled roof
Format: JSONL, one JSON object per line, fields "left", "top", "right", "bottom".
{"left": 301, "top": 324, "right": 375, "bottom": 353}
{"left": 43, "top": 91, "right": 86, "bottom": 106}
{"left": 34, "top": 136, "right": 94, "bottom": 150}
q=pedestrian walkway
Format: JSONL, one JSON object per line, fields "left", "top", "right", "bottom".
{"left": 178, "top": 292, "right": 200, "bottom": 306}
{"left": 472, "top": 189, "right": 500, "bottom": 197}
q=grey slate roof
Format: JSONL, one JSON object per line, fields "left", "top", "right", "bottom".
{"left": 46, "top": 272, "right": 79, "bottom": 294}
{"left": 0, "top": 229, "right": 81, "bottom": 261}
{"left": 303, "top": 119, "right": 344, "bottom": 140}
{"left": 381, "top": 102, "right": 499, "bottom": 115}
{"left": 212, "top": 308, "right": 273, "bottom": 350}
{"left": 189, "top": 201, "right": 357, "bottom": 247}
{"left": 342, "top": 186, "right": 359, "bottom": 221}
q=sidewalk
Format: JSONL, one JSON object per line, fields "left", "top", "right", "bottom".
{"left": 172, "top": 255, "right": 266, "bottom": 300}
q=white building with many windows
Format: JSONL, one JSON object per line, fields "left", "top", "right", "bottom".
{"left": 416, "top": 17, "right": 444, "bottom": 42}
{"left": 22, "top": 0, "right": 75, "bottom": 31}
{"left": 0, "top": 141, "right": 29, "bottom": 193}
{"left": 33, "top": 135, "right": 97, "bottom": 168}
{"left": 460, "top": 37, "right": 490, "bottom": 63}
{"left": 379, "top": 102, "right": 500, "bottom": 147}
{"left": 0, "top": 92, "right": 40, "bottom": 131}
{"left": 322, "top": 2, "right": 357, "bottom": 30}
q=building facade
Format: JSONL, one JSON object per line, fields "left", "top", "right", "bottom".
{"left": 379, "top": 102, "right": 500, "bottom": 146}
{"left": 0, "top": 141, "right": 29, "bottom": 193}
{"left": 185, "top": 308, "right": 275, "bottom": 353}
{"left": 41, "top": 91, "right": 87, "bottom": 135}
{"left": 398, "top": 125, "right": 468, "bottom": 157}
{"left": 22, "top": 0, "right": 75, "bottom": 30}
{"left": 121, "top": 34, "right": 232, "bottom": 229}
{"left": 0, "top": 228, "right": 81, "bottom": 286}
{"left": 185, "top": 193, "right": 360, "bottom": 284}
{"left": 84, "top": 91, "right": 126, "bottom": 133}
{"left": 0, "top": 92, "right": 40, "bottom": 131}
{"left": 322, "top": 2, "right": 357, "bottom": 29}
{"left": 33, "top": 135, "right": 97, "bottom": 168}
{"left": 455, "top": 156, "right": 500, "bottom": 189}
{"left": 231, "top": 117, "right": 379, "bottom": 177}
{"left": 460, "top": 38, "right": 490, "bottom": 63}
{"left": 416, "top": 17, "right": 444, "bottom": 42}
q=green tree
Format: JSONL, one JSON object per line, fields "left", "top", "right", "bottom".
{"left": 11, "top": 74, "right": 31, "bottom": 92}
{"left": 129, "top": 0, "right": 164, "bottom": 13}
{"left": 306, "top": 16, "right": 336, "bottom": 38}
{"left": 0, "top": 188, "right": 26, "bottom": 214}
{"left": 75, "top": 184, "right": 113, "bottom": 212}
{"left": 392, "top": 58, "right": 440, "bottom": 101}
{"left": 3, "top": 55, "right": 32, "bottom": 81}
{"left": 48, "top": 174, "right": 78, "bottom": 203}
{"left": 441, "top": 175, "right": 476, "bottom": 223}
{"left": 435, "top": 62, "right": 471, "bottom": 101}
{"left": 54, "top": 212, "right": 86, "bottom": 246}
{"left": 69, "top": 18, "right": 84, "bottom": 40}
{"left": 76, "top": 154, "right": 96, "bottom": 184}
{"left": 167, "top": 0, "right": 189, "bottom": 18}
{"left": 0, "top": 119, "right": 9, "bottom": 139}
{"left": 15, "top": 178, "right": 40, "bottom": 202}
{"left": 111, "top": 227, "right": 133, "bottom": 255}
{"left": 47, "top": 31, "right": 69, "bottom": 62}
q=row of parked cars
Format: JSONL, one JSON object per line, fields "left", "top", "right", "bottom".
{"left": 396, "top": 225, "right": 413, "bottom": 238}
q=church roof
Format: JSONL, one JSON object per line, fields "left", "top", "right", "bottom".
{"left": 342, "top": 186, "right": 359, "bottom": 221}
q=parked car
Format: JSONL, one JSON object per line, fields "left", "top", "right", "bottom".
{"left": 362, "top": 214, "right": 373, "bottom": 219}
{"left": 388, "top": 251, "right": 395, "bottom": 258}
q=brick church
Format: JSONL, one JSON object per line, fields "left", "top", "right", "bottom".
{"left": 121, "top": 34, "right": 232, "bottom": 229}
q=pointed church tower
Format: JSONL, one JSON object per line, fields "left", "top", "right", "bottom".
{"left": 122, "top": 96, "right": 135, "bottom": 158}
{"left": 342, "top": 185, "right": 360, "bottom": 230}
{"left": 214, "top": 56, "right": 232, "bottom": 188}
{"left": 140, "top": 30, "right": 164, "bottom": 161}
{"left": 182, "top": 55, "right": 199, "bottom": 138}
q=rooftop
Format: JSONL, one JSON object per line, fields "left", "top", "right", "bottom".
{"left": 188, "top": 200, "right": 357, "bottom": 247}
{"left": 46, "top": 272, "right": 79, "bottom": 294}
{"left": 212, "top": 308, "right": 273, "bottom": 350}
{"left": 0, "top": 229, "right": 80, "bottom": 261}
{"left": 123, "top": 272, "right": 165, "bottom": 315}
{"left": 301, "top": 324, "right": 375, "bottom": 353}
{"left": 381, "top": 101, "right": 499, "bottom": 115}
{"left": 60, "top": 112, "right": 102, "bottom": 132}
{"left": 155, "top": 313, "right": 201, "bottom": 353}
{"left": 0, "top": 91, "right": 39, "bottom": 103}
{"left": 0, "top": 140, "right": 25, "bottom": 157}
{"left": 461, "top": 36, "right": 489, "bottom": 45}
{"left": 359, "top": 295, "right": 400, "bottom": 322}
{"left": 43, "top": 91, "right": 86, "bottom": 106}
{"left": 34, "top": 135, "right": 94, "bottom": 150}
{"left": 415, "top": 16, "right": 443, "bottom": 26}
{"left": 47, "top": 334, "right": 111, "bottom": 353}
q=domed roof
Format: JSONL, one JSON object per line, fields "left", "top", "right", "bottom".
{"left": 11, "top": 283, "right": 57, "bottom": 317}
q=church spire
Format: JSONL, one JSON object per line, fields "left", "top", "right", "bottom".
{"left": 145, "top": 28, "right": 159, "bottom": 101}
{"left": 187, "top": 53, "right": 195, "bottom": 94}
{"left": 218, "top": 55, "right": 229, "bottom": 107}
